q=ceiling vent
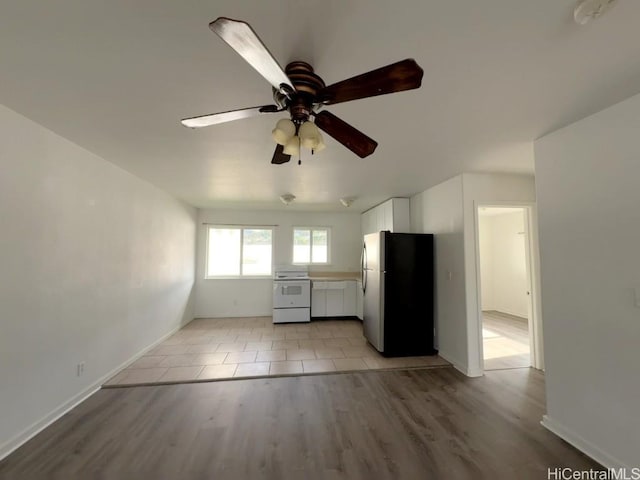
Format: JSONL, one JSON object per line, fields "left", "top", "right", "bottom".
{"left": 279, "top": 193, "right": 296, "bottom": 205}
{"left": 574, "top": 0, "right": 618, "bottom": 25}
{"left": 339, "top": 197, "right": 356, "bottom": 208}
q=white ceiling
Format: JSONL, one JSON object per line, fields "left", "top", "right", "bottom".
{"left": 2, "top": 0, "right": 639, "bottom": 212}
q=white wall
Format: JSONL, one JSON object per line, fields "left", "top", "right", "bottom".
{"left": 479, "top": 211, "right": 528, "bottom": 317}
{"left": 410, "top": 176, "right": 467, "bottom": 369}
{"left": 0, "top": 105, "right": 197, "bottom": 458}
{"left": 535, "top": 93, "right": 640, "bottom": 469}
{"left": 411, "top": 173, "right": 535, "bottom": 376}
{"left": 195, "top": 209, "right": 361, "bottom": 318}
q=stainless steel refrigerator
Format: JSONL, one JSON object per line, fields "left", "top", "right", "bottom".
{"left": 362, "top": 231, "right": 436, "bottom": 357}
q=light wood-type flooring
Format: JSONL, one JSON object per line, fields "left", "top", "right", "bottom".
{"left": 0, "top": 368, "right": 600, "bottom": 479}
{"left": 483, "top": 310, "right": 531, "bottom": 370}
{"left": 105, "top": 317, "right": 449, "bottom": 387}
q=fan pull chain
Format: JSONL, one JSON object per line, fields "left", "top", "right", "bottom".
{"left": 298, "top": 136, "right": 302, "bottom": 165}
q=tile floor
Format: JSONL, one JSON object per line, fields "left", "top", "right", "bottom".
{"left": 104, "top": 317, "right": 450, "bottom": 387}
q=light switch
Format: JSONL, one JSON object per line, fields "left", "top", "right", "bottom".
{"left": 635, "top": 288, "right": 640, "bottom": 308}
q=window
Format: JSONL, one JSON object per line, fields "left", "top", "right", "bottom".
{"left": 293, "top": 227, "right": 330, "bottom": 264}
{"left": 206, "top": 226, "right": 273, "bottom": 277}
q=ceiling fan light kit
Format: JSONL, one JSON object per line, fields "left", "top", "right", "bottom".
{"left": 181, "top": 17, "right": 424, "bottom": 165}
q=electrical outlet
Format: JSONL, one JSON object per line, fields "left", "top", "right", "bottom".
{"left": 76, "top": 362, "right": 85, "bottom": 377}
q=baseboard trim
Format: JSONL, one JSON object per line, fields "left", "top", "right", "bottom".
{"left": 541, "top": 415, "right": 627, "bottom": 469}
{"left": 438, "top": 351, "right": 483, "bottom": 378}
{"left": 0, "top": 320, "right": 191, "bottom": 462}
{"left": 465, "top": 366, "right": 484, "bottom": 377}
{"left": 484, "top": 309, "right": 528, "bottom": 321}
{"left": 194, "top": 314, "right": 272, "bottom": 319}
{"left": 0, "top": 385, "right": 101, "bottom": 463}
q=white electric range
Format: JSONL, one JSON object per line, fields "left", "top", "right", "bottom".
{"left": 272, "top": 267, "right": 311, "bottom": 324}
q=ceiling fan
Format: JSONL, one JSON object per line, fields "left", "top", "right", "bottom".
{"left": 181, "top": 17, "right": 424, "bottom": 165}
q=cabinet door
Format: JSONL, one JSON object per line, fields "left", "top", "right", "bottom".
{"left": 325, "top": 290, "right": 344, "bottom": 316}
{"left": 392, "top": 198, "right": 411, "bottom": 232}
{"left": 382, "top": 200, "right": 393, "bottom": 231}
{"left": 356, "top": 281, "right": 363, "bottom": 320}
{"left": 376, "top": 206, "right": 385, "bottom": 233}
{"left": 311, "top": 289, "right": 326, "bottom": 317}
{"left": 343, "top": 281, "right": 357, "bottom": 316}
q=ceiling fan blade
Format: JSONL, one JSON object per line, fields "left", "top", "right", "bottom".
{"left": 210, "top": 17, "right": 295, "bottom": 94}
{"left": 181, "top": 105, "right": 279, "bottom": 128}
{"left": 314, "top": 111, "right": 378, "bottom": 158}
{"left": 271, "top": 144, "right": 291, "bottom": 165}
{"left": 319, "top": 59, "right": 424, "bottom": 105}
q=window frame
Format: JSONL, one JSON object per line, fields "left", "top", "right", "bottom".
{"left": 292, "top": 226, "right": 331, "bottom": 265}
{"left": 204, "top": 225, "right": 274, "bottom": 279}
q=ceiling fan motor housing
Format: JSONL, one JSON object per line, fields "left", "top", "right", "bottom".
{"left": 273, "top": 62, "right": 326, "bottom": 122}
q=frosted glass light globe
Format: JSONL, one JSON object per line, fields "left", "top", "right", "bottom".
{"left": 283, "top": 135, "right": 300, "bottom": 156}
{"left": 313, "top": 133, "right": 326, "bottom": 153}
{"left": 298, "top": 121, "right": 321, "bottom": 149}
{"left": 272, "top": 119, "right": 296, "bottom": 145}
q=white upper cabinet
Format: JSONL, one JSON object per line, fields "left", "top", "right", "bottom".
{"left": 392, "top": 198, "right": 411, "bottom": 232}
{"left": 382, "top": 200, "right": 393, "bottom": 231}
{"left": 361, "top": 198, "right": 410, "bottom": 235}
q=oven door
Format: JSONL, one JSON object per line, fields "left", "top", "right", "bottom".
{"left": 273, "top": 280, "right": 310, "bottom": 309}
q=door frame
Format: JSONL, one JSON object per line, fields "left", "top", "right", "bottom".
{"left": 473, "top": 201, "right": 544, "bottom": 372}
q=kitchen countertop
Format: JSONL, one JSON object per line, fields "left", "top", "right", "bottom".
{"left": 308, "top": 271, "right": 361, "bottom": 282}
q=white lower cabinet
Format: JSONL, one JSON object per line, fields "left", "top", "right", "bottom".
{"left": 312, "top": 280, "right": 358, "bottom": 318}
{"left": 311, "top": 288, "right": 326, "bottom": 317}
{"left": 343, "top": 281, "right": 357, "bottom": 317}
{"left": 325, "top": 289, "right": 344, "bottom": 316}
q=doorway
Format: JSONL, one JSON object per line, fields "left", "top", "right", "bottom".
{"left": 477, "top": 207, "right": 534, "bottom": 370}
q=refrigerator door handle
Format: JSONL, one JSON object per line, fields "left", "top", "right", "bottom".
{"left": 363, "top": 269, "right": 367, "bottom": 294}
{"left": 361, "top": 242, "right": 367, "bottom": 294}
